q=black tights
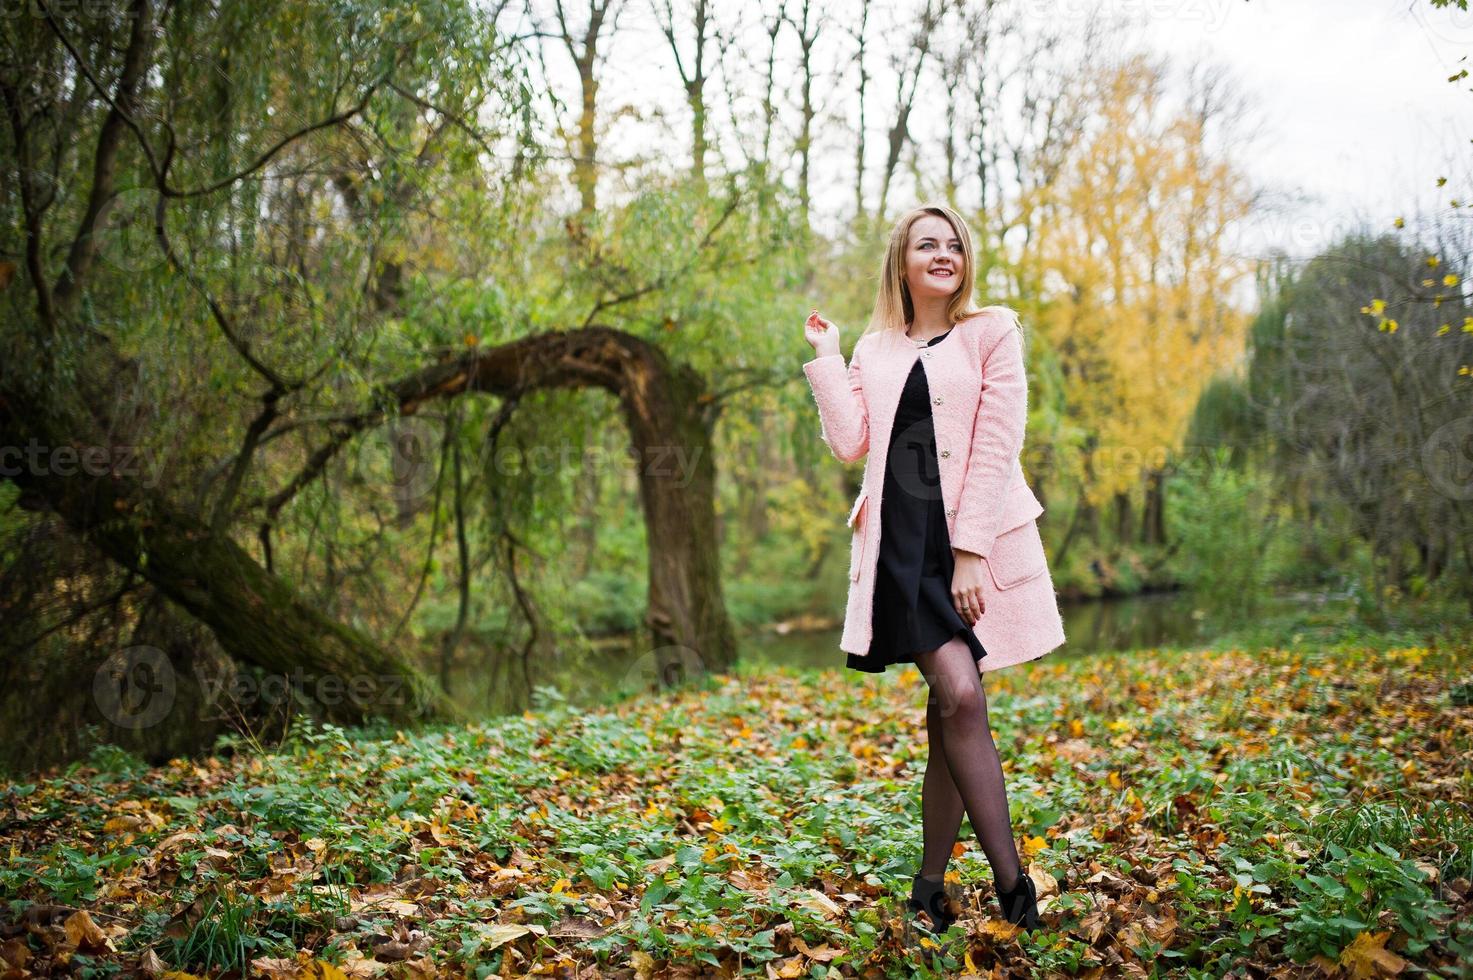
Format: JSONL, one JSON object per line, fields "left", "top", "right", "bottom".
{"left": 913, "top": 633, "right": 1022, "bottom": 892}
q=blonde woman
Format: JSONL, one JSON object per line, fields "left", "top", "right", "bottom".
{"left": 801, "top": 204, "right": 1066, "bottom": 933}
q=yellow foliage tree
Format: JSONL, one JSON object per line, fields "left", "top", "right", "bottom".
{"left": 1029, "top": 54, "right": 1256, "bottom": 514}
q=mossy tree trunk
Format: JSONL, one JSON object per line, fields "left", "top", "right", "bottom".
{"left": 0, "top": 395, "right": 457, "bottom": 728}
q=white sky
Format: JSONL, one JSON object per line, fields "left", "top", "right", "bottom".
{"left": 516, "top": 0, "right": 1472, "bottom": 267}
{"left": 1124, "top": 0, "right": 1472, "bottom": 262}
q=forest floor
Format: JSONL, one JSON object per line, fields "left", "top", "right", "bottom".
{"left": 2, "top": 619, "right": 1471, "bottom": 979}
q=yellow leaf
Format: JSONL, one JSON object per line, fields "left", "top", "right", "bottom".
{"left": 1371, "top": 298, "right": 1386, "bottom": 314}
{"left": 631, "top": 950, "right": 657, "bottom": 980}
{"left": 773, "top": 954, "right": 807, "bottom": 978}
{"left": 470, "top": 923, "right": 532, "bottom": 951}
{"left": 303, "top": 961, "right": 350, "bottom": 980}
{"left": 1444, "top": 274, "right": 1460, "bottom": 287}
{"left": 1338, "top": 929, "right": 1407, "bottom": 979}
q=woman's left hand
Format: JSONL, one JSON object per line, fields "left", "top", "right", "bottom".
{"left": 951, "top": 551, "right": 987, "bottom": 625}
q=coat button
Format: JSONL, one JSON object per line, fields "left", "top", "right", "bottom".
{"left": 940, "top": 449, "right": 951, "bottom": 458}
{"left": 922, "top": 350, "right": 932, "bottom": 358}
{"left": 933, "top": 396, "right": 943, "bottom": 406}
{"left": 946, "top": 507, "right": 956, "bottom": 517}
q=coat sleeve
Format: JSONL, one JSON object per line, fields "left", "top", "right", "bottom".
{"left": 951, "top": 316, "right": 1028, "bottom": 558}
{"left": 801, "top": 336, "right": 869, "bottom": 463}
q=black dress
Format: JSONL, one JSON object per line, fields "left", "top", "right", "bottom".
{"left": 846, "top": 327, "right": 989, "bottom": 673}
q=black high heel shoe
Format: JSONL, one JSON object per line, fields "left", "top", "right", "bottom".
{"left": 906, "top": 872, "right": 958, "bottom": 935}
{"left": 994, "top": 869, "right": 1040, "bottom": 930}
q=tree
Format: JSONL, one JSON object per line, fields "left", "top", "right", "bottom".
{"left": 1030, "top": 53, "right": 1258, "bottom": 560}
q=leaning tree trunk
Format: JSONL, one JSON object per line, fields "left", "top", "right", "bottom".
{"left": 0, "top": 394, "right": 456, "bottom": 728}
{"left": 1, "top": 323, "right": 738, "bottom": 723}
{"left": 399, "top": 325, "right": 739, "bottom": 676}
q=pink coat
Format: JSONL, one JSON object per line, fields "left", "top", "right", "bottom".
{"left": 802, "top": 306, "right": 1067, "bottom": 672}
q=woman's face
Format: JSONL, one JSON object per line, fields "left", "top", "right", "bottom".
{"left": 903, "top": 214, "right": 965, "bottom": 303}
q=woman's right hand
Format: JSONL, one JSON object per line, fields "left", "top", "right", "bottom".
{"left": 804, "top": 309, "right": 842, "bottom": 358}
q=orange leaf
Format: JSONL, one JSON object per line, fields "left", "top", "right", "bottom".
{"left": 63, "top": 910, "right": 111, "bottom": 952}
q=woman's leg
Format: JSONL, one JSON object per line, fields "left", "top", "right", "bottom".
{"left": 913, "top": 634, "right": 1023, "bottom": 893}
{"left": 919, "top": 687, "right": 965, "bottom": 880}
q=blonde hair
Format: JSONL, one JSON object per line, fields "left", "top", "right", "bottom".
{"left": 861, "top": 203, "right": 987, "bottom": 342}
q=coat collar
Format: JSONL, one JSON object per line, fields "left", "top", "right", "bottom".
{"left": 860, "top": 312, "right": 989, "bottom": 360}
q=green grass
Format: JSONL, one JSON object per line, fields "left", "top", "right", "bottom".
{"left": 2, "top": 625, "right": 1470, "bottom": 978}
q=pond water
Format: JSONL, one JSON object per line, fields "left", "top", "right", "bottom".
{"left": 444, "top": 589, "right": 1217, "bottom": 717}
{"left": 741, "top": 588, "right": 1213, "bottom": 673}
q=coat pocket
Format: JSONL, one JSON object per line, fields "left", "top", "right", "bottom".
{"left": 984, "top": 518, "right": 1048, "bottom": 590}
{"left": 847, "top": 491, "right": 868, "bottom": 581}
